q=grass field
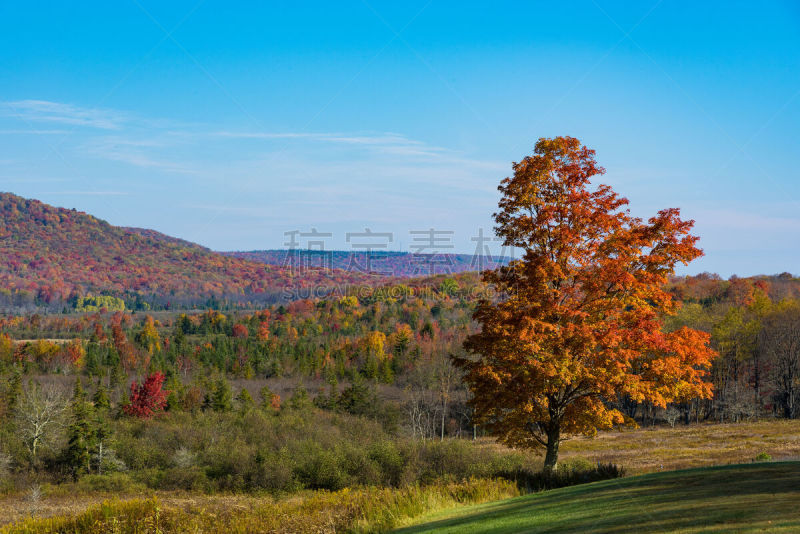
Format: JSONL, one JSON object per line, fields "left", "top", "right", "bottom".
{"left": 550, "top": 419, "right": 800, "bottom": 474}
{"left": 396, "top": 462, "right": 800, "bottom": 533}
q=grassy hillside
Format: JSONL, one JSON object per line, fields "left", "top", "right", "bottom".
{"left": 0, "top": 192, "right": 379, "bottom": 309}
{"left": 397, "top": 462, "right": 800, "bottom": 533}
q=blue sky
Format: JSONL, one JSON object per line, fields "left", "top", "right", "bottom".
{"left": 1, "top": 1, "right": 799, "bottom": 277}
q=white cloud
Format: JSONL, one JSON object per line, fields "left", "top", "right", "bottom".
{"left": 82, "top": 135, "right": 197, "bottom": 174}
{"left": 1, "top": 100, "right": 127, "bottom": 130}
{"left": 0, "top": 129, "right": 71, "bottom": 135}
{"left": 39, "top": 191, "right": 130, "bottom": 196}
{"left": 213, "top": 130, "right": 447, "bottom": 157}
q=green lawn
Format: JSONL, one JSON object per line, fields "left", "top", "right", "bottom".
{"left": 395, "top": 462, "right": 800, "bottom": 533}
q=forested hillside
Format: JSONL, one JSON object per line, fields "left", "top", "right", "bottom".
{"left": 226, "top": 250, "right": 510, "bottom": 277}
{"left": 0, "top": 193, "right": 380, "bottom": 311}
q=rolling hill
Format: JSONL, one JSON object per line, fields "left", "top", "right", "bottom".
{"left": 0, "top": 192, "right": 382, "bottom": 310}
{"left": 397, "top": 462, "right": 800, "bottom": 533}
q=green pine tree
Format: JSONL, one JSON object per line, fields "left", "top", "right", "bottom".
{"left": 236, "top": 388, "right": 254, "bottom": 413}
{"left": 63, "top": 378, "right": 98, "bottom": 478}
{"left": 287, "top": 385, "right": 311, "bottom": 411}
{"left": 109, "top": 365, "right": 124, "bottom": 389}
{"left": 164, "top": 375, "right": 183, "bottom": 412}
{"left": 92, "top": 382, "right": 111, "bottom": 410}
{"left": 5, "top": 369, "right": 22, "bottom": 415}
{"left": 211, "top": 377, "right": 232, "bottom": 412}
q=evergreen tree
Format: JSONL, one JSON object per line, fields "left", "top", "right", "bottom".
{"left": 164, "top": 375, "right": 183, "bottom": 412}
{"left": 236, "top": 387, "right": 254, "bottom": 413}
{"left": 338, "top": 377, "right": 377, "bottom": 417}
{"left": 165, "top": 390, "right": 181, "bottom": 412}
{"left": 109, "top": 365, "right": 124, "bottom": 389}
{"left": 84, "top": 346, "right": 102, "bottom": 377}
{"left": 5, "top": 368, "right": 22, "bottom": 416}
{"left": 63, "top": 378, "right": 97, "bottom": 478}
{"left": 211, "top": 377, "right": 232, "bottom": 412}
{"left": 287, "top": 385, "right": 311, "bottom": 411}
{"left": 92, "top": 382, "right": 111, "bottom": 410}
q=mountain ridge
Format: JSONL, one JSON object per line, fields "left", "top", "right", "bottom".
{"left": 0, "top": 192, "right": 381, "bottom": 310}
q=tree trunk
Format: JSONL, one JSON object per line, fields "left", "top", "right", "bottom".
{"left": 440, "top": 399, "right": 446, "bottom": 441}
{"left": 543, "top": 425, "right": 560, "bottom": 472}
{"left": 753, "top": 351, "right": 761, "bottom": 416}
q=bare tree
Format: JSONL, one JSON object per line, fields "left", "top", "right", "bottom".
{"left": 15, "top": 382, "right": 67, "bottom": 467}
{"left": 759, "top": 305, "right": 800, "bottom": 419}
{"left": 434, "top": 353, "right": 458, "bottom": 441}
{"left": 664, "top": 406, "right": 681, "bottom": 428}
{"left": 403, "top": 385, "right": 438, "bottom": 440}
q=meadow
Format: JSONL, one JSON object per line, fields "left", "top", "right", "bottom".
{"left": 1, "top": 419, "right": 798, "bottom": 532}
{"left": 556, "top": 419, "right": 800, "bottom": 474}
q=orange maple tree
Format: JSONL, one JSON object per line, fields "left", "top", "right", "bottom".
{"left": 456, "top": 136, "right": 717, "bottom": 470}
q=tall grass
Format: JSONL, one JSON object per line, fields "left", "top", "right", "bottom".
{"left": 1, "top": 478, "right": 519, "bottom": 534}
{"left": 498, "top": 460, "right": 625, "bottom": 493}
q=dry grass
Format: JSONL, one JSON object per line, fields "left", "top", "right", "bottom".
{"left": 0, "top": 479, "right": 519, "bottom": 534}
{"left": 11, "top": 339, "right": 71, "bottom": 345}
{"left": 470, "top": 419, "right": 800, "bottom": 474}
{"left": 557, "top": 419, "right": 800, "bottom": 474}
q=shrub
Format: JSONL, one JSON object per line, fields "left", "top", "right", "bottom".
{"left": 246, "top": 450, "right": 300, "bottom": 493}
{"left": 368, "top": 441, "right": 405, "bottom": 487}
{"left": 159, "top": 467, "right": 210, "bottom": 492}
{"left": 74, "top": 473, "right": 145, "bottom": 494}
{"left": 293, "top": 446, "right": 349, "bottom": 491}
{"left": 754, "top": 452, "right": 772, "bottom": 462}
{"left": 498, "top": 460, "right": 625, "bottom": 493}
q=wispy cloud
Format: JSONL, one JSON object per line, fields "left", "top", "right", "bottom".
{"left": 1, "top": 100, "right": 126, "bottom": 130}
{"left": 213, "top": 130, "right": 447, "bottom": 157}
{"left": 1, "top": 177, "right": 69, "bottom": 184}
{"left": 39, "top": 191, "right": 130, "bottom": 196}
{"left": 82, "top": 136, "right": 198, "bottom": 174}
{"left": 0, "top": 100, "right": 503, "bottom": 210}
{"left": 0, "top": 128, "right": 71, "bottom": 135}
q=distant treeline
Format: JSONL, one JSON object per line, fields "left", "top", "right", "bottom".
{"left": 2, "top": 271, "right": 800, "bottom": 428}
{"left": 224, "top": 249, "right": 511, "bottom": 277}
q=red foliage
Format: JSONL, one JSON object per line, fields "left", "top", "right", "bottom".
{"left": 270, "top": 393, "right": 282, "bottom": 412}
{"left": 232, "top": 323, "right": 249, "bottom": 339}
{"left": 257, "top": 321, "right": 270, "bottom": 341}
{"left": 124, "top": 372, "right": 168, "bottom": 419}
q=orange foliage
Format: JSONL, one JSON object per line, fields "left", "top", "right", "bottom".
{"left": 456, "top": 137, "right": 717, "bottom": 470}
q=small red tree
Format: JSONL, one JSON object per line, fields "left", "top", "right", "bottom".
{"left": 124, "top": 372, "right": 168, "bottom": 419}
{"left": 232, "top": 324, "right": 249, "bottom": 339}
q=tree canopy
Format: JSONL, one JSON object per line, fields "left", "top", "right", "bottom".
{"left": 456, "top": 136, "right": 717, "bottom": 470}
